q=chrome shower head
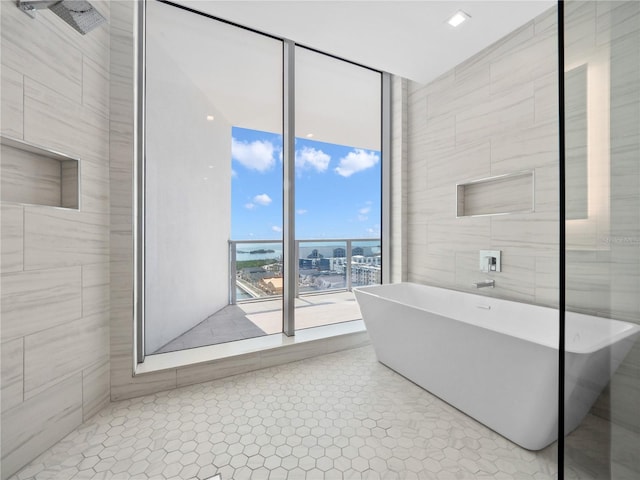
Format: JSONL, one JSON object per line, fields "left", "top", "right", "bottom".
{"left": 49, "top": 0, "right": 106, "bottom": 34}
{"left": 17, "top": 0, "right": 106, "bottom": 35}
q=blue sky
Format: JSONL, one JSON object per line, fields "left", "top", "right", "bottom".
{"left": 231, "top": 126, "right": 381, "bottom": 240}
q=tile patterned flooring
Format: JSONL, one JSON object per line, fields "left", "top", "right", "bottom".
{"left": 10, "top": 346, "right": 562, "bottom": 480}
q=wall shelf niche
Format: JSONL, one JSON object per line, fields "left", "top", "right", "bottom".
{"left": 456, "top": 170, "right": 534, "bottom": 217}
{"left": 1, "top": 135, "right": 79, "bottom": 210}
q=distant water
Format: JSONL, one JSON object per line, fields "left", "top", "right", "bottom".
{"left": 235, "top": 243, "right": 283, "bottom": 262}
{"left": 299, "top": 241, "right": 381, "bottom": 258}
{"left": 233, "top": 240, "right": 380, "bottom": 262}
{"left": 236, "top": 287, "right": 253, "bottom": 300}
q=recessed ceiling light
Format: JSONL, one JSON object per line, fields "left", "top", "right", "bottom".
{"left": 447, "top": 10, "right": 470, "bottom": 28}
{"left": 206, "top": 115, "right": 215, "bottom": 121}
{"left": 306, "top": 133, "right": 314, "bottom": 138}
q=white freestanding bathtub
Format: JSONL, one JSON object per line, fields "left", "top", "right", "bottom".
{"left": 354, "top": 282, "right": 640, "bottom": 450}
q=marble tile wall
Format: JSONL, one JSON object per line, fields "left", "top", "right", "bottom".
{"left": 398, "top": 0, "right": 640, "bottom": 455}
{"left": 390, "top": 76, "right": 408, "bottom": 283}
{"left": 402, "top": 6, "right": 559, "bottom": 306}
{"left": 0, "top": 1, "right": 111, "bottom": 479}
{"left": 0, "top": 145, "right": 63, "bottom": 207}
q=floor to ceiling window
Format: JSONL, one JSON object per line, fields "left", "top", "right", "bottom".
{"left": 294, "top": 46, "right": 382, "bottom": 331}
{"left": 140, "top": 0, "right": 385, "bottom": 358}
{"left": 143, "top": 0, "right": 283, "bottom": 355}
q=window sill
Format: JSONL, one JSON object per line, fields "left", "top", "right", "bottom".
{"left": 135, "top": 320, "right": 367, "bottom": 375}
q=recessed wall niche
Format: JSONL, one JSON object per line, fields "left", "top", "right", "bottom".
{"left": 456, "top": 170, "right": 534, "bottom": 217}
{"left": 0, "top": 136, "right": 79, "bottom": 210}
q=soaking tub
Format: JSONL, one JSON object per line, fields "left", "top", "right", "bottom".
{"left": 353, "top": 282, "right": 640, "bottom": 450}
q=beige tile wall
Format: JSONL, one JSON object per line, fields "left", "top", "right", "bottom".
{"left": 390, "top": 76, "right": 408, "bottom": 283}
{"left": 399, "top": 0, "right": 640, "bottom": 444}
{"left": 402, "top": 6, "right": 559, "bottom": 306}
{"left": 0, "top": 2, "right": 111, "bottom": 478}
{"left": 0, "top": 145, "right": 65, "bottom": 207}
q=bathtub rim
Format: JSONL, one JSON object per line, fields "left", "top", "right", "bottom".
{"left": 354, "top": 282, "right": 640, "bottom": 355}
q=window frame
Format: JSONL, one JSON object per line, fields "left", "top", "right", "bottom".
{"left": 135, "top": 0, "right": 391, "bottom": 365}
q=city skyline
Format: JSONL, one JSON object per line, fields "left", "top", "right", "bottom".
{"left": 231, "top": 126, "right": 381, "bottom": 240}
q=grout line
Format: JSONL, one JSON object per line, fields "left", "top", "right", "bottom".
{"left": 81, "top": 365, "right": 85, "bottom": 420}
{"left": 80, "top": 264, "right": 84, "bottom": 318}
{"left": 81, "top": 54, "right": 85, "bottom": 108}
{"left": 21, "top": 74, "right": 25, "bottom": 140}
{"left": 22, "top": 336, "right": 26, "bottom": 403}
{"left": 22, "top": 205, "right": 26, "bottom": 271}
{"left": 59, "top": 161, "right": 64, "bottom": 207}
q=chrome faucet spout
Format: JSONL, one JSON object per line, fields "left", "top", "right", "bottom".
{"left": 473, "top": 279, "right": 495, "bottom": 289}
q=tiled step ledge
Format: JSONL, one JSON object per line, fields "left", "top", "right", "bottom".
{"left": 135, "top": 321, "right": 370, "bottom": 386}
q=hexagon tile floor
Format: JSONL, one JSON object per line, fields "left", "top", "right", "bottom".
{"left": 11, "top": 346, "right": 560, "bottom": 480}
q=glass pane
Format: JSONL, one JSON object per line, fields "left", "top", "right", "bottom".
{"left": 563, "top": 1, "right": 640, "bottom": 478}
{"left": 144, "top": 1, "right": 283, "bottom": 354}
{"left": 294, "top": 46, "right": 382, "bottom": 331}
{"left": 351, "top": 240, "right": 382, "bottom": 288}
{"left": 298, "top": 241, "right": 347, "bottom": 294}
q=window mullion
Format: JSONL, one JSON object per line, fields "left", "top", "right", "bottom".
{"left": 283, "top": 39, "right": 296, "bottom": 336}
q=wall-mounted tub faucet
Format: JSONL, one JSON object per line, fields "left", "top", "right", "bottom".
{"left": 473, "top": 280, "right": 495, "bottom": 288}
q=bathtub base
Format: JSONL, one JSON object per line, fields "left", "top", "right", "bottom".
{"left": 354, "top": 283, "right": 639, "bottom": 451}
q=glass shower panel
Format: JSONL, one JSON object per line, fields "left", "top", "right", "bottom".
{"left": 144, "top": 1, "right": 283, "bottom": 354}
{"left": 293, "top": 46, "right": 382, "bottom": 331}
{"left": 563, "top": 1, "right": 640, "bottom": 478}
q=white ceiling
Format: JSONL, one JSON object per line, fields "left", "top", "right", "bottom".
{"left": 150, "top": 0, "right": 554, "bottom": 150}
{"left": 176, "top": 0, "right": 555, "bottom": 84}
{"left": 148, "top": 0, "right": 383, "bottom": 150}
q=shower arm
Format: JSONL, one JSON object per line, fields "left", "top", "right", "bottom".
{"left": 17, "top": 0, "right": 62, "bottom": 19}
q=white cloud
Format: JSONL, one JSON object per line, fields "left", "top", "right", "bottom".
{"left": 366, "top": 224, "right": 381, "bottom": 235}
{"left": 231, "top": 169, "right": 238, "bottom": 178}
{"left": 297, "top": 209, "right": 308, "bottom": 215}
{"left": 253, "top": 193, "right": 272, "bottom": 206}
{"left": 272, "top": 225, "right": 283, "bottom": 233}
{"left": 232, "top": 137, "right": 276, "bottom": 172}
{"left": 357, "top": 206, "right": 371, "bottom": 221}
{"left": 296, "top": 146, "right": 330, "bottom": 172}
{"left": 245, "top": 203, "right": 255, "bottom": 210}
{"left": 335, "top": 149, "right": 380, "bottom": 177}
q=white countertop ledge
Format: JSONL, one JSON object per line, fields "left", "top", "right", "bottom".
{"left": 135, "top": 320, "right": 367, "bottom": 375}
